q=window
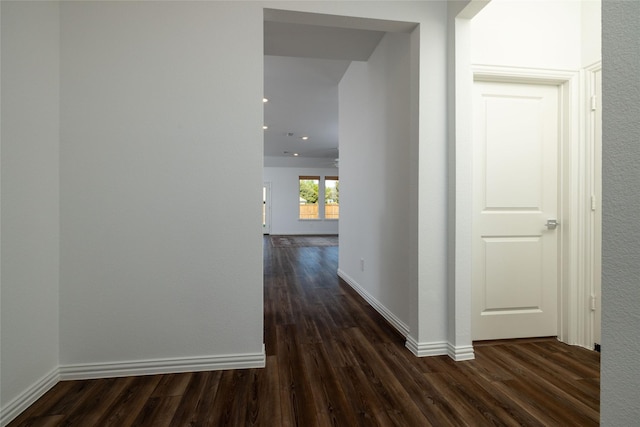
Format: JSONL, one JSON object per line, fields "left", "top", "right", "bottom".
{"left": 324, "top": 176, "right": 339, "bottom": 219}
{"left": 298, "top": 175, "right": 339, "bottom": 220}
{"left": 299, "top": 176, "right": 320, "bottom": 219}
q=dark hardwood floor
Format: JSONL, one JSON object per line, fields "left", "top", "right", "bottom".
{"left": 8, "top": 236, "right": 600, "bottom": 426}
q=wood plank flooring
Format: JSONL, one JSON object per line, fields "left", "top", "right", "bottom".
{"left": 8, "top": 236, "right": 600, "bottom": 426}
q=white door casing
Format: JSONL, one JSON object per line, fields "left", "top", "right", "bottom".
{"left": 472, "top": 81, "right": 560, "bottom": 341}
{"left": 263, "top": 182, "right": 271, "bottom": 235}
{"left": 587, "top": 64, "right": 602, "bottom": 349}
{"left": 593, "top": 68, "right": 602, "bottom": 348}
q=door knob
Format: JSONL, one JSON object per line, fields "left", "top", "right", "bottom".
{"left": 546, "top": 219, "right": 559, "bottom": 230}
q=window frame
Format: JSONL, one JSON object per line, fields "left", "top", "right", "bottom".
{"left": 298, "top": 175, "right": 320, "bottom": 220}
{"left": 324, "top": 175, "right": 339, "bottom": 220}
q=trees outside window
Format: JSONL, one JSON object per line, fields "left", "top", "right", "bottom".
{"left": 325, "top": 176, "right": 339, "bottom": 219}
{"left": 299, "top": 176, "right": 319, "bottom": 219}
{"left": 298, "top": 175, "right": 339, "bottom": 220}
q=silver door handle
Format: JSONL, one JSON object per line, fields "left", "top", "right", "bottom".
{"left": 546, "top": 219, "right": 559, "bottom": 230}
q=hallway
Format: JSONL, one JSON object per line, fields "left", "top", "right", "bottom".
{"left": 263, "top": 236, "right": 599, "bottom": 426}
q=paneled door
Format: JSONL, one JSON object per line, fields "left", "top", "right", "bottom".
{"left": 472, "top": 81, "right": 560, "bottom": 341}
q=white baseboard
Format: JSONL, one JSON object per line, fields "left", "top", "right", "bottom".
{"left": 405, "top": 336, "right": 475, "bottom": 360}
{"left": 405, "top": 335, "right": 449, "bottom": 357}
{"left": 1, "top": 368, "right": 59, "bottom": 427}
{"left": 1, "top": 348, "right": 266, "bottom": 426}
{"left": 337, "top": 269, "right": 410, "bottom": 338}
{"left": 447, "top": 343, "right": 475, "bottom": 361}
{"left": 336, "top": 270, "right": 476, "bottom": 362}
{"left": 59, "top": 347, "right": 266, "bottom": 380}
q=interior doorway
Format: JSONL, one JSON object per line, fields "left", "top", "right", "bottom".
{"left": 262, "top": 9, "right": 420, "bottom": 353}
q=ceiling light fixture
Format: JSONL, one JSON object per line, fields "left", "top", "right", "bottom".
{"left": 263, "top": 125, "right": 268, "bottom": 130}
{"left": 293, "top": 153, "right": 299, "bottom": 157}
{"left": 300, "top": 136, "right": 309, "bottom": 141}
{"left": 263, "top": 98, "right": 269, "bottom": 103}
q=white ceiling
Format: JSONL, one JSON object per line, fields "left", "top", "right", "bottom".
{"left": 263, "top": 20, "right": 385, "bottom": 162}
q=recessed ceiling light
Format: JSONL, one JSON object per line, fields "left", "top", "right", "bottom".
{"left": 263, "top": 98, "right": 269, "bottom": 103}
{"left": 300, "top": 136, "right": 309, "bottom": 141}
{"left": 293, "top": 153, "right": 299, "bottom": 156}
{"left": 263, "top": 125, "right": 268, "bottom": 130}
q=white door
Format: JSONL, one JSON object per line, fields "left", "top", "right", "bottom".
{"left": 472, "top": 81, "right": 560, "bottom": 341}
{"left": 263, "top": 182, "right": 271, "bottom": 235}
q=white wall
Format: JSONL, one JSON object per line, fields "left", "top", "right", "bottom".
{"left": 471, "top": 0, "right": 582, "bottom": 70}
{"left": 263, "top": 167, "right": 339, "bottom": 235}
{"left": 339, "top": 32, "right": 412, "bottom": 331}
{"left": 58, "top": 1, "right": 264, "bottom": 367}
{"left": 581, "top": 0, "right": 601, "bottom": 67}
{"left": 54, "top": 0, "right": 452, "bottom": 374}
{"left": 412, "top": 3, "right": 454, "bottom": 351}
{"left": 601, "top": 2, "right": 640, "bottom": 425}
{"left": 447, "top": 1, "right": 488, "bottom": 357}
{"left": 1, "top": 1, "right": 455, "bottom": 423}
{"left": 471, "top": 0, "right": 601, "bottom": 69}
{"left": 1, "top": 0, "right": 60, "bottom": 418}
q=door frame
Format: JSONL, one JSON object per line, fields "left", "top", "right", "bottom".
{"left": 469, "top": 65, "right": 584, "bottom": 347}
{"left": 584, "top": 61, "right": 602, "bottom": 350}
{"left": 263, "top": 182, "right": 272, "bottom": 235}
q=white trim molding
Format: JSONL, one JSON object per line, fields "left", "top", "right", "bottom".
{"left": 1, "top": 368, "right": 60, "bottom": 427}
{"left": 405, "top": 338, "right": 474, "bottom": 361}
{"left": 337, "top": 269, "right": 410, "bottom": 338}
{"left": 338, "top": 269, "right": 475, "bottom": 361}
{"left": 405, "top": 336, "right": 448, "bottom": 357}
{"left": 59, "top": 348, "right": 266, "bottom": 381}
{"left": 447, "top": 343, "right": 475, "bottom": 361}
{"left": 473, "top": 64, "right": 579, "bottom": 85}
{"left": 581, "top": 60, "right": 603, "bottom": 351}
